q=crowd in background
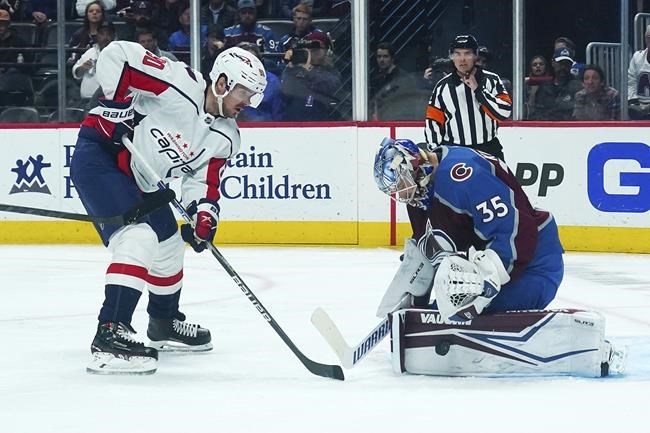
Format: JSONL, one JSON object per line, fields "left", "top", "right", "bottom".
{"left": 368, "top": 35, "right": 623, "bottom": 122}
{"left": 0, "top": 0, "right": 646, "bottom": 123}
{"left": 0, "top": 0, "right": 349, "bottom": 122}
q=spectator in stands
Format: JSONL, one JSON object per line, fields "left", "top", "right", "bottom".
{"left": 370, "top": 42, "right": 408, "bottom": 98}
{"left": 167, "top": 5, "right": 208, "bottom": 57}
{"left": 553, "top": 36, "right": 584, "bottom": 78}
{"left": 236, "top": 41, "right": 282, "bottom": 121}
{"left": 0, "top": 8, "right": 31, "bottom": 63}
{"left": 281, "top": 30, "right": 341, "bottom": 120}
{"left": 224, "top": 0, "right": 276, "bottom": 53}
{"left": 0, "top": 9, "right": 35, "bottom": 106}
{"left": 157, "top": 0, "right": 185, "bottom": 40}
{"left": 472, "top": 44, "right": 512, "bottom": 95}
{"left": 72, "top": 22, "right": 115, "bottom": 99}
{"left": 200, "top": 24, "right": 225, "bottom": 81}
{"left": 30, "top": 0, "right": 62, "bottom": 21}
{"left": 69, "top": 1, "right": 106, "bottom": 50}
{"left": 200, "top": 0, "right": 236, "bottom": 35}
{"left": 281, "top": 0, "right": 330, "bottom": 19}
{"left": 137, "top": 29, "right": 178, "bottom": 61}
{"left": 369, "top": 42, "right": 413, "bottom": 108}
{"left": 421, "top": 56, "right": 453, "bottom": 91}
{"left": 627, "top": 25, "right": 650, "bottom": 120}
{"left": 524, "top": 55, "right": 553, "bottom": 119}
{"left": 121, "top": 1, "right": 168, "bottom": 48}
{"left": 572, "top": 64, "right": 620, "bottom": 121}
{"left": 0, "top": 0, "right": 29, "bottom": 20}
{"left": 528, "top": 47, "right": 582, "bottom": 120}
{"left": 76, "top": 0, "right": 115, "bottom": 18}
{"left": 280, "top": 2, "right": 317, "bottom": 54}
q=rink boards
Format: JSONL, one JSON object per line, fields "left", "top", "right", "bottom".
{"left": 0, "top": 122, "right": 648, "bottom": 253}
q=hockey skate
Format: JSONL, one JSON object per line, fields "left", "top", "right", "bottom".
{"left": 601, "top": 340, "right": 628, "bottom": 377}
{"left": 87, "top": 322, "right": 158, "bottom": 375}
{"left": 147, "top": 312, "right": 213, "bottom": 352}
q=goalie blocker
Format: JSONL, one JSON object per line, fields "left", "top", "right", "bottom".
{"left": 390, "top": 308, "right": 626, "bottom": 378}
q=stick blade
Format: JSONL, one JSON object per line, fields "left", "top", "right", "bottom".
{"left": 311, "top": 308, "right": 353, "bottom": 368}
{"left": 304, "top": 360, "right": 345, "bottom": 381}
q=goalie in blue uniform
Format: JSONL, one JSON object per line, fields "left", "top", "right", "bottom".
{"left": 372, "top": 138, "right": 625, "bottom": 377}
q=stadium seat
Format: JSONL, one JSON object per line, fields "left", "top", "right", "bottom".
{"left": 112, "top": 21, "right": 130, "bottom": 41}
{"left": 11, "top": 23, "right": 39, "bottom": 45}
{"left": 45, "top": 21, "right": 84, "bottom": 46}
{"left": 312, "top": 18, "right": 340, "bottom": 34}
{"left": 0, "top": 107, "right": 40, "bottom": 123}
{"left": 257, "top": 19, "right": 294, "bottom": 40}
{"left": 48, "top": 108, "right": 86, "bottom": 122}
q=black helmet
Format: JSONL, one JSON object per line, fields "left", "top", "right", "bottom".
{"left": 449, "top": 34, "right": 478, "bottom": 54}
{"left": 477, "top": 45, "right": 491, "bottom": 61}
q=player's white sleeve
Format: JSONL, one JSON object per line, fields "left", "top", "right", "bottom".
{"left": 181, "top": 157, "right": 228, "bottom": 210}
{"left": 95, "top": 41, "right": 176, "bottom": 101}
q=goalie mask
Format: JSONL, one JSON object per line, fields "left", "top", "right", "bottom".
{"left": 209, "top": 47, "right": 267, "bottom": 115}
{"left": 373, "top": 137, "right": 432, "bottom": 207}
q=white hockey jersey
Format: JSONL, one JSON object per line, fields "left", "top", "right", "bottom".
{"left": 81, "top": 41, "right": 240, "bottom": 208}
{"left": 627, "top": 48, "right": 650, "bottom": 102}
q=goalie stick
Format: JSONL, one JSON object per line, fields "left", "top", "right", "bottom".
{"left": 0, "top": 189, "right": 175, "bottom": 225}
{"left": 121, "top": 136, "right": 344, "bottom": 381}
{"left": 312, "top": 223, "right": 446, "bottom": 369}
{"left": 311, "top": 294, "right": 409, "bottom": 369}
{"left": 311, "top": 309, "right": 392, "bottom": 369}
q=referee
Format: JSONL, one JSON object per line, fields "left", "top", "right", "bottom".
{"left": 424, "top": 34, "right": 511, "bottom": 160}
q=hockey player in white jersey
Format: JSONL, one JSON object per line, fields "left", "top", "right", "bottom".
{"left": 70, "top": 41, "right": 267, "bottom": 374}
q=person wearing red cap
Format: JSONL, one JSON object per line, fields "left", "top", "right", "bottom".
{"left": 281, "top": 30, "right": 342, "bottom": 121}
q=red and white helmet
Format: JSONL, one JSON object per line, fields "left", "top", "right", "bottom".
{"left": 209, "top": 46, "right": 267, "bottom": 111}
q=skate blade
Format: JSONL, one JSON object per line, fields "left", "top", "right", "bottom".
{"left": 86, "top": 352, "right": 157, "bottom": 375}
{"left": 148, "top": 340, "right": 213, "bottom": 353}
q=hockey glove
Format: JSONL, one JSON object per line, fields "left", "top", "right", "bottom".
{"left": 433, "top": 247, "right": 510, "bottom": 321}
{"left": 88, "top": 97, "right": 134, "bottom": 146}
{"left": 181, "top": 201, "right": 219, "bottom": 253}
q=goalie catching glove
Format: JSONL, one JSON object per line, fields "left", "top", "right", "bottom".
{"left": 433, "top": 247, "right": 510, "bottom": 322}
{"left": 181, "top": 201, "right": 219, "bottom": 252}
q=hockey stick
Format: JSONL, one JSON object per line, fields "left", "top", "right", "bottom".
{"left": 0, "top": 189, "right": 175, "bottom": 225}
{"left": 121, "top": 136, "right": 344, "bottom": 381}
{"left": 311, "top": 295, "right": 409, "bottom": 369}
{"left": 312, "top": 224, "right": 447, "bottom": 369}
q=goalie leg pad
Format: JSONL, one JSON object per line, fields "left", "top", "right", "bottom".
{"left": 391, "top": 308, "right": 618, "bottom": 378}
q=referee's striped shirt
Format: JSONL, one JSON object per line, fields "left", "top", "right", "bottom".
{"left": 424, "top": 68, "right": 512, "bottom": 147}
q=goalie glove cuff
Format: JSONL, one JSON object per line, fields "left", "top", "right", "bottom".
{"left": 468, "top": 247, "right": 511, "bottom": 287}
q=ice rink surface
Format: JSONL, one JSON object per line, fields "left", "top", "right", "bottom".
{"left": 0, "top": 245, "right": 648, "bottom": 433}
